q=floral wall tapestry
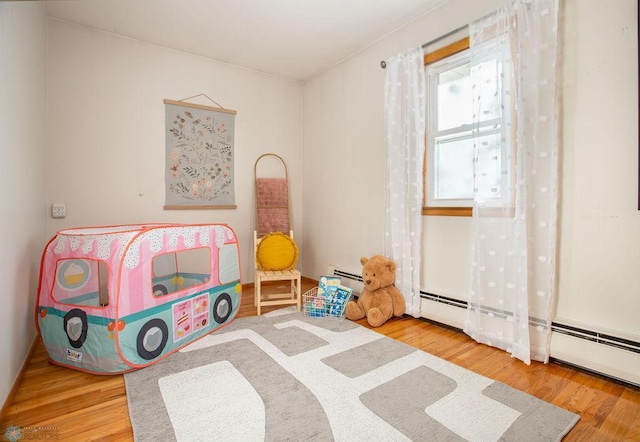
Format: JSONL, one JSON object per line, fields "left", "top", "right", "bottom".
{"left": 164, "top": 99, "right": 237, "bottom": 209}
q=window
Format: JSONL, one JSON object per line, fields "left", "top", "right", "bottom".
{"left": 424, "top": 38, "right": 473, "bottom": 216}
{"left": 53, "top": 259, "right": 109, "bottom": 307}
{"left": 423, "top": 36, "right": 513, "bottom": 217}
{"left": 152, "top": 248, "right": 211, "bottom": 297}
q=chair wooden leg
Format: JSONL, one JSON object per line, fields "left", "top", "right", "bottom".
{"left": 254, "top": 280, "right": 258, "bottom": 307}
{"left": 295, "top": 275, "right": 301, "bottom": 312}
{"left": 256, "top": 279, "right": 261, "bottom": 316}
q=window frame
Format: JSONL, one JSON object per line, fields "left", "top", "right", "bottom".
{"left": 422, "top": 37, "right": 472, "bottom": 217}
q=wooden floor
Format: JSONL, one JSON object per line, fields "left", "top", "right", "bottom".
{"left": 2, "top": 280, "right": 639, "bottom": 441}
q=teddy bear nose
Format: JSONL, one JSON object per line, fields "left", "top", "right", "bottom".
{"left": 365, "top": 279, "right": 372, "bottom": 285}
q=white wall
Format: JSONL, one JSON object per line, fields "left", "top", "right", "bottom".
{"left": 303, "top": 0, "right": 502, "bottom": 279}
{"left": 552, "top": 0, "right": 639, "bottom": 383}
{"left": 303, "top": 0, "right": 502, "bottom": 278}
{"left": 0, "top": 2, "right": 47, "bottom": 410}
{"left": 303, "top": 0, "right": 639, "bottom": 382}
{"left": 46, "top": 19, "right": 303, "bottom": 280}
{"left": 556, "top": 0, "right": 639, "bottom": 336}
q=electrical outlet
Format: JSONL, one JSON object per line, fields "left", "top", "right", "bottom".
{"left": 51, "top": 203, "right": 66, "bottom": 219}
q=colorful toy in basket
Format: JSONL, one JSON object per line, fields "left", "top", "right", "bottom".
{"left": 304, "top": 276, "right": 353, "bottom": 318}
{"left": 306, "top": 295, "right": 327, "bottom": 317}
{"left": 36, "top": 223, "right": 242, "bottom": 374}
{"left": 318, "top": 276, "right": 341, "bottom": 297}
{"left": 327, "top": 285, "right": 352, "bottom": 316}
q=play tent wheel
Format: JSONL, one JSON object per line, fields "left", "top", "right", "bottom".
{"left": 153, "top": 284, "right": 168, "bottom": 297}
{"left": 136, "top": 318, "right": 169, "bottom": 360}
{"left": 64, "top": 309, "right": 88, "bottom": 349}
{"left": 213, "top": 293, "right": 232, "bottom": 324}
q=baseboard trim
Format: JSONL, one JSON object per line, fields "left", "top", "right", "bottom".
{"left": 1, "top": 334, "right": 39, "bottom": 422}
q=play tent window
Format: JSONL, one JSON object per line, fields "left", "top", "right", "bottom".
{"left": 52, "top": 259, "right": 109, "bottom": 307}
{"left": 152, "top": 247, "right": 212, "bottom": 297}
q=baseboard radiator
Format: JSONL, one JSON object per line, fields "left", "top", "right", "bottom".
{"left": 419, "top": 291, "right": 640, "bottom": 353}
{"left": 326, "top": 265, "right": 363, "bottom": 294}
{"left": 327, "top": 266, "right": 640, "bottom": 387}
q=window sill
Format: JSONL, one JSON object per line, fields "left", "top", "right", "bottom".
{"left": 422, "top": 207, "right": 472, "bottom": 217}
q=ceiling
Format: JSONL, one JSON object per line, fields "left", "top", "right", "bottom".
{"left": 43, "top": 0, "right": 447, "bottom": 82}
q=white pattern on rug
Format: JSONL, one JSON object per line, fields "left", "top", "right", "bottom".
{"left": 175, "top": 319, "right": 520, "bottom": 441}
{"left": 159, "top": 360, "right": 266, "bottom": 441}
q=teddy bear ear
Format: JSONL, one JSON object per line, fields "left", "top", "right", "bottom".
{"left": 387, "top": 260, "right": 397, "bottom": 272}
{"left": 360, "top": 257, "right": 369, "bottom": 266}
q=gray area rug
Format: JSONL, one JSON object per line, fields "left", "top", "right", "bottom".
{"left": 124, "top": 309, "right": 579, "bottom": 441}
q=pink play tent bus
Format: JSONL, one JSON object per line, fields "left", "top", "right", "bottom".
{"left": 36, "top": 223, "right": 242, "bottom": 374}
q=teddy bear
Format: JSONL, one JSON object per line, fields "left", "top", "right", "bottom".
{"left": 345, "top": 255, "right": 406, "bottom": 327}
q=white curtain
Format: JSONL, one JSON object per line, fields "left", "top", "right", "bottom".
{"left": 464, "top": 0, "right": 559, "bottom": 364}
{"left": 383, "top": 47, "right": 426, "bottom": 317}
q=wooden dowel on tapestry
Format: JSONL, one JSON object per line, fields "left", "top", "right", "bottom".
{"left": 163, "top": 99, "right": 237, "bottom": 115}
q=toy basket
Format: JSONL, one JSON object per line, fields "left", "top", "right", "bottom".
{"left": 302, "top": 287, "right": 351, "bottom": 319}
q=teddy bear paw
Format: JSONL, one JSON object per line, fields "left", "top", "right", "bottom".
{"left": 345, "top": 301, "right": 365, "bottom": 320}
{"left": 366, "top": 308, "right": 387, "bottom": 327}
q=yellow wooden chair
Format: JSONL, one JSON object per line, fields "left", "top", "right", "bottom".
{"left": 254, "top": 230, "right": 301, "bottom": 315}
